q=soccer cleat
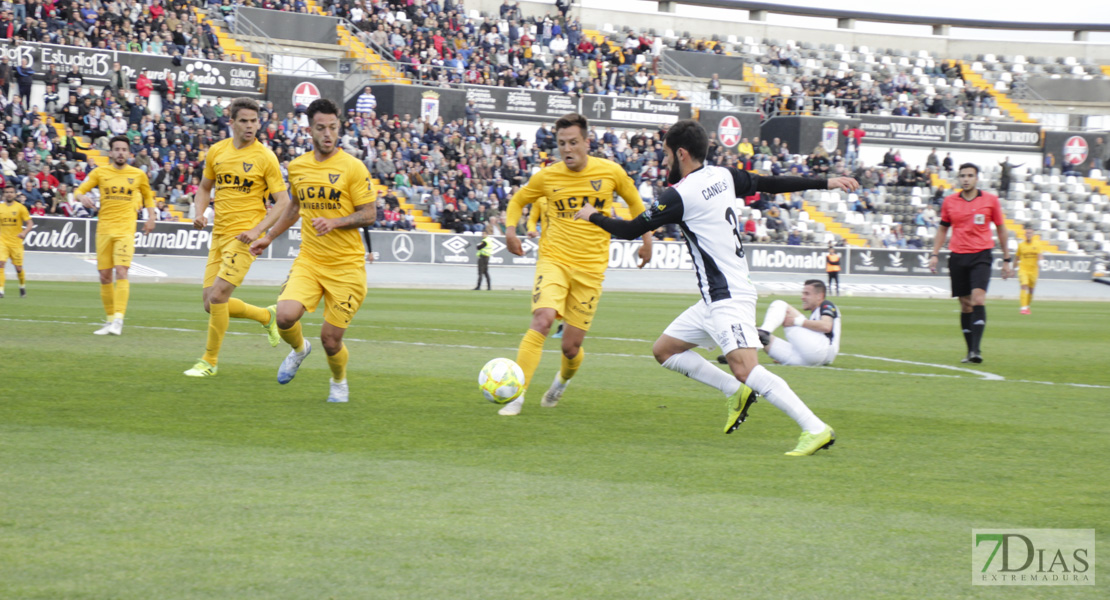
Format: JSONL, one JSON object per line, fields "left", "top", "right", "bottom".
{"left": 93, "top": 320, "right": 114, "bottom": 336}
{"left": 0, "top": 290, "right": 4, "bottom": 298}
{"left": 716, "top": 354, "right": 728, "bottom": 365}
{"left": 498, "top": 393, "right": 524, "bottom": 416}
{"left": 326, "top": 378, "right": 349, "bottom": 403}
{"left": 724, "top": 385, "right": 759, "bottom": 434}
{"left": 968, "top": 351, "right": 983, "bottom": 364}
{"left": 960, "top": 352, "right": 973, "bottom": 364}
{"left": 1019, "top": 307, "right": 1031, "bottom": 315}
{"left": 757, "top": 328, "right": 771, "bottom": 347}
{"left": 184, "top": 359, "right": 218, "bottom": 377}
{"left": 785, "top": 425, "right": 836, "bottom": 456}
{"left": 19, "top": 287, "right": 25, "bottom": 297}
{"left": 552, "top": 323, "right": 564, "bottom": 339}
{"left": 541, "top": 373, "right": 568, "bottom": 408}
{"left": 277, "top": 340, "right": 312, "bottom": 384}
{"left": 263, "top": 305, "right": 280, "bottom": 347}
{"left": 108, "top": 318, "right": 123, "bottom": 336}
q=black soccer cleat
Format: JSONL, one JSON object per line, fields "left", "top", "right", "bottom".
{"left": 20, "top": 288, "right": 25, "bottom": 297}
{"left": 757, "top": 328, "right": 771, "bottom": 347}
{"left": 968, "top": 351, "right": 983, "bottom": 364}
{"left": 716, "top": 354, "right": 728, "bottom": 365}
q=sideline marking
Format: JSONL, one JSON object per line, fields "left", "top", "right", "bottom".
{"left": 3, "top": 317, "right": 1107, "bottom": 390}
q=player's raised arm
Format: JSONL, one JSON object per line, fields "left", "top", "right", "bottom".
{"left": 576, "top": 187, "right": 684, "bottom": 241}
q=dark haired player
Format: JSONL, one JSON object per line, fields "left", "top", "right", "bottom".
{"left": 250, "top": 98, "right": 376, "bottom": 404}
{"left": 577, "top": 119, "right": 858, "bottom": 456}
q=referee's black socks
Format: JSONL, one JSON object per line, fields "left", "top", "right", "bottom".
{"left": 970, "top": 306, "right": 987, "bottom": 353}
{"left": 961, "top": 312, "right": 974, "bottom": 352}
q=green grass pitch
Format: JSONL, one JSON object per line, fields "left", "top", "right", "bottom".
{"left": 2, "top": 282, "right": 1107, "bottom": 599}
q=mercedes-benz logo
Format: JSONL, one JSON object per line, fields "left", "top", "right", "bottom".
{"left": 392, "top": 233, "right": 414, "bottom": 262}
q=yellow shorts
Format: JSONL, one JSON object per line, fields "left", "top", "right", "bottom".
{"left": 0, "top": 240, "right": 23, "bottom": 266}
{"left": 530, "top": 259, "right": 604, "bottom": 331}
{"left": 278, "top": 259, "right": 367, "bottom": 328}
{"left": 95, "top": 232, "right": 135, "bottom": 269}
{"left": 1018, "top": 269, "right": 1038, "bottom": 289}
{"left": 203, "top": 233, "right": 258, "bottom": 288}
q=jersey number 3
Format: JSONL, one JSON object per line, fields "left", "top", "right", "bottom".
{"left": 724, "top": 207, "right": 746, "bottom": 259}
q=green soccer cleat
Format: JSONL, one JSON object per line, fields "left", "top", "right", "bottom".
{"left": 184, "top": 359, "right": 218, "bottom": 378}
{"left": 264, "top": 305, "right": 280, "bottom": 347}
{"left": 785, "top": 426, "right": 836, "bottom": 456}
{"left": 724, "top": 384, "right": 759, "bottom": 434}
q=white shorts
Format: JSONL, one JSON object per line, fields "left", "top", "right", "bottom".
{"left": 766, "top": 327, "right": 836, "bottom": 366}
{"left": 663, "top": 298, "right": 762, "bottom": 354}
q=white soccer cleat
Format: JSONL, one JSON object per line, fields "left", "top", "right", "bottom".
{"left": 327, "top": 378, "right": 349, "bottom": 403}
{"left": 498, "top": 393, "right": 524, "bottom": 416}
{"left": 93, "top": 320, "right": 114, "bottom": 336}
{"left": 108, "top": 318, "right": 123, "bottom": 336}
{"left": 541, "top": 373, "right": 569, "bottom": 408}
{"left": 277, "top": 340, "right": 312, "bottom": 384}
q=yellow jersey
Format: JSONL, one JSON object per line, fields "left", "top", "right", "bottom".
{"left": 288, "top": 149, "right": 375, "bottom": 268}
{"left": 1017, "top": 240, "right": 1044, "bottom": 272}
{"left": 75, "top": 165, "right": 154, "bottom": 235}
{"left": 507, "top": 157, "right": 646, "bottom": 274}
{"left": 0, "top": 201, "right": 31, "bottom": 243}
{"left": 202, "top": 138, "right": 286, "bottom": 236}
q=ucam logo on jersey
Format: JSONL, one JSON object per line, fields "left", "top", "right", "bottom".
{"left": 717, "top": 116, "right": 742, "bottom": 148}
{"left": 292, "top": 82, "right": 321, "bottom": 109}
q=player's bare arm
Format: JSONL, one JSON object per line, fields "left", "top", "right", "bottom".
{"left": 192, "top": 176, "right": 215, "bottom": 229}
{"left": 238, "top": 189, "right": 292, "bottom": 244}
{"left": 928, "top": 223, "right": 949, "bottom": 273}
{"left": 19, "top": 215, "right": 33, "bottom": 239}
{"left": 314, "top": 202, "right": 376, "bottom": 236}
{"left": 998, "top": 225, "right": 1013, "bottom": 279}
{"left": 249, "top": 193, "right": 301, "bottom": 256}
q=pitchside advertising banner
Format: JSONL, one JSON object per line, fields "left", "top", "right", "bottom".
{"left": 463, "top": 86, "right": 579, "bottom": 122}
{"left": 581, "top": 94, "right": 692, "bottom": 127}
{"left": 26, "top": 219, "right": 1095, "bottom": 279}
{"left": 0, "top": 40, "right": 262, "bottom": 96}
{"left": 858, "top": 116, "right": 1042, "bottom": 151}
{"left": 696, "top": 109, "right": 762, "bottom": 153}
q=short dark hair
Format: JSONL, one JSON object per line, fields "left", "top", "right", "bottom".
{"left": 958, "top": 163, "right": 979, "bottom": 175}
{"left": 109, "top": 136, "right": 131, "bottom": 151}
{"left": 306, "top": 98, "right": 339, "bottom": 123}
{"left": 804, "top": 279, "right": 827, "bottom": 296}
{"left": 228, "top": 97, "right": 260, "bottom": 121}
{"left": 663, "top": 119, "right": 708, "bottom": 163}
{"left": 553, "top": 113, "right": 588, "bottom": 137}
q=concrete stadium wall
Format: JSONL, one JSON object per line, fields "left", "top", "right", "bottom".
{"left": 470, "top": 0, "right": 1110, "bottom": 61}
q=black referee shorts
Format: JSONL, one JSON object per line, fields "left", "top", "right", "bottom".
{"left": 948, "top": 249, "right": 993, "bottom": 297}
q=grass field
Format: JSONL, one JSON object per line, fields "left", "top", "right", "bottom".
{"left": 2, "top": 281, "right": 1107, "bottom": 599}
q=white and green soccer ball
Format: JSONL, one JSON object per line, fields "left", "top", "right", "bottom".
{"left": 478, "top": 358, "right": 525, "bottom": 404}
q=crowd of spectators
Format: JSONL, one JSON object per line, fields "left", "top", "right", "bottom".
{"left": 0, "top": 0, "right": 233, "bottom": 63}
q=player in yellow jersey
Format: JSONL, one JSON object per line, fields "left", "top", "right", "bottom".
{"left": 249, "top": 99, "right": 376, "bottom": 403}
{"left": 0, "top": 184, "right": 33, "bottom": 298}
{"left": 1017, "top": 227, "right": 1045, "bottom": 315}
{"left": 74, "top": 136, "right": 156, "bottom": 335}
{"left": 184, "top": 97, "right": 292, "bottom": 378}
{"left": 498, "top": 113, "right": 653, "bottom": 416}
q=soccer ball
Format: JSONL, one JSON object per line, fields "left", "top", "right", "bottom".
{"left": 478, "top": 358, "right": 525, "bottom": 404}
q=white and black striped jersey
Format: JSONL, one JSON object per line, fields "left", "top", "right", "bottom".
{"left": 588, "top": 165, "right": 830, "bottom": 304}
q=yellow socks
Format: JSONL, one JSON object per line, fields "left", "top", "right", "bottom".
{"left": 515, "top": 329, "right": 546, "bottom": 390}
{"left": 560, "top": 348, "right": 584, "bottom": 382}
{"left": 228, "top": 298, "right": 270, "bottom": 325}
{"left": 202, "top": 302, "right": 229, "bottom": 366}
{"left": 100, "top": 283, "right": 115, "bottom": 318}
{"left": 326, "top": 344, "right": 348, "bottom": 382}
{"left": 113, "top": 280, "right": 129, "bottom": 319}
{"left": 17, "top": 270, "right": 24, "bottom": 286}
{"left": 279, "top": 321, "right": 306, "bottom": 353}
